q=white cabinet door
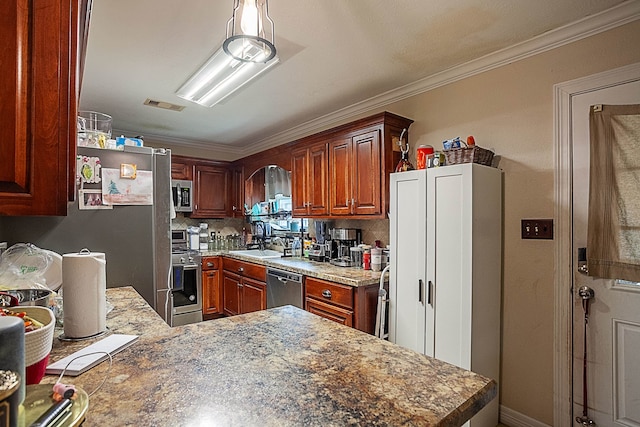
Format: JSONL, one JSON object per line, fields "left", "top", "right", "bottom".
{"left": 427, "top": 167, "right": 470, "bottom": 367}
{"left": 389, "top": 170, "right": 427, "bottom": 353}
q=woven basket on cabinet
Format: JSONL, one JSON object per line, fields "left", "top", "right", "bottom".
{"left": 444, "top": 146, "right": 494, "bottom": 166}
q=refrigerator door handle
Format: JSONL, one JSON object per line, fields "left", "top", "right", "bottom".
{"left": 418, "top": 279, "right": 423, "bottom": 304}
{"left": 427, "top": 280, "right": 433, "bottom": 305}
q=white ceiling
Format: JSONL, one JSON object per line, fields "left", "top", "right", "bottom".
{"left": 80, "top": 0, "right": 634, "bottom": 159}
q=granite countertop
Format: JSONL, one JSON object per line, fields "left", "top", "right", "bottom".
{"left": 42, "top": 287, "right": 496, "bottom": 426}
{"left": 202, "top": 250, "right": 386, "bottom": 287}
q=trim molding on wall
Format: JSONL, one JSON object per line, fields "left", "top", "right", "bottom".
{"left": 140, "top": 2, "right": 640, "bottom": 159}
{"left": 553, "top": 62, "right": 640, "bottom": 427}
{"left": 500, "top": 405, "right": 552, "bottom": 427}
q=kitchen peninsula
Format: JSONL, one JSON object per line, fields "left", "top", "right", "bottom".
{"left": 43, "top": 287, "right": 496, "bottom": 426}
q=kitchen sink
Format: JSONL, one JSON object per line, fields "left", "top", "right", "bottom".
{"left": 228, "top": 249, "right": 283, "bottom": 259}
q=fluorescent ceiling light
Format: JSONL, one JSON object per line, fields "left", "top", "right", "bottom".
{"left": 176, "top": 46, "right": 279, "bottom": 107}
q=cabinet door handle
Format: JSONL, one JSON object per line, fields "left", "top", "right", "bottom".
{"left": 322, "top": 290, "right": 332, "bottom": 299}
{"left": 427, "top": 280, "right": 433, "bottom": 305}
{"left": 238, "top": 283, "right": 243, "bottom": 288}
{"left": 207, "top": 272, "right": 214, "bottom": 277}
{"left": 418, "top": 279, "right": 423, "bottom": 304}
{"left": 238, "top": 267, "right": 244, "bottom": 273}
{"left": 206, "top": 262, "right": 214, "bottom": 268}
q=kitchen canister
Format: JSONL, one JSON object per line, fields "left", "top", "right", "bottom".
{"left": 0, "top": 370, "right": 20, "bottom": 427}
{"left": 62, "top": 249, "right": 107, "bottom": 339}
{"left": 0, "top": 317, "right": 25, "bottom": 406}
{"left": 371, "top": 247, "right": 383, "bottom": 272}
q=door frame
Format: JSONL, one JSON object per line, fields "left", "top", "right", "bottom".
{"left": 553, "top": 62, "right": 640, "bottom": 426}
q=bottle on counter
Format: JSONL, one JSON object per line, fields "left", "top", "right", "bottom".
{"left": 363, "top": 248, "right": 371, "bottom": 270}
{"left": 292, "top": 237, "right": 302, "bottom": 258}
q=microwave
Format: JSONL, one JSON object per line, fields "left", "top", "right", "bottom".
{"left": 171, "top": 179, "right": 193, "bottom": 212}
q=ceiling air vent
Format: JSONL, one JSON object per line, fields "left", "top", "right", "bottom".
{"left": 143, "top": 98, "right": 186, "bottom": 112}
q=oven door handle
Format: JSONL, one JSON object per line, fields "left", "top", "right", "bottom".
{"left": 181, "top": 264, "right": 199, "bottom": 270}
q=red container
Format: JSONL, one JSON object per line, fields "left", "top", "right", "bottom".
{"left": 416, "top": 145, "right": 434, "bottom": 170}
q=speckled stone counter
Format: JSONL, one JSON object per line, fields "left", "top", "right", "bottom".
{"left": 44, "top": 287, "right": 496, "bottom": 426}
{"left": 204, "top": 250, "right": 385, "bottom": 287}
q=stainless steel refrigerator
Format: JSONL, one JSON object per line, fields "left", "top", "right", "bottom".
{"left": 0, "top": 145, "right": 172, "bottom": 324}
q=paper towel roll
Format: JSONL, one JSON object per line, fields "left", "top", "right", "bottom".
{"left": 62, "top": 250, "right": 107, "bottom": 338}
{"left": 0, "top": 316, "right": 25, "bottom": 404}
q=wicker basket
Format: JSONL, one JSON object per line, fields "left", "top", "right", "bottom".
{"left": 444, "top": 145, "right": 494, "bottom": 166}
{"left": 23, "top": 306, "right": 55, "bottom": 384}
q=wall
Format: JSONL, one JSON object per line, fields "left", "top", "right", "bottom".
{"left": 366, "top": 21, "right": 639, "bottom": 424}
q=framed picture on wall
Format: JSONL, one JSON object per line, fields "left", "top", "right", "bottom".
{"left": 79, "top": 189, "right": 112, "bottom": 210}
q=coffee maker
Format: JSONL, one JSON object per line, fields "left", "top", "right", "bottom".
{"left": 329, "top": 228, "right": 361, "bottom": 267}
{"left": 309, "top": 220, "right": 332, "bottom": 262}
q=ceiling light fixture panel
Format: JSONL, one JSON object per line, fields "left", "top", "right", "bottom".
{"left": 176, "top": 0, "right": 278, "bottom": 108}
{"left": 175, "top": 47, "right": 279, "bottom": 107}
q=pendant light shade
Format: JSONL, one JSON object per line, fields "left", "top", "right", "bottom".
{"left": 223, "top": 0, "right": 276, "bottom": 63}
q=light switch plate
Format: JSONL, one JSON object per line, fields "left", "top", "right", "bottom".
{"left": 521, "top": 219, "right": 553, "bottom": 239}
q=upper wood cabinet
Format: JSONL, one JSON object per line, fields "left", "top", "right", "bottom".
{"left": 330, "top": 129, "right": 385, "bottom": 216}
{"left": 326, "top": 113, "right": 412, "bottom": 218}
{"left": 0, "top": 0, "right": 82, "bottom": 216}
{"left": 171, "top": 157, "right": 193, "bottom": 181}
{"left": 291, "top": 142, "right": 329, "bottom": 217}
{"left": 193, "top": 163, "right": 229, "bottom": 218}
{"left": 228, "top": 166, "right": 244, "bottom": 217}
{"left": 171, "top": 155, "right": 232, "bottom": 219}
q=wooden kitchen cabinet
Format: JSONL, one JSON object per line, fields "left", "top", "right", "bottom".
{"left": 291, "top": 142, "right": 329, "bottom": 217}
{"left": 228, "top": 166, "right": 245, "bottom": 217}
{"left": 171, "top": 155, "right": 194, "bottom": 180}
{"left": 0, "top": 0, "right": 84, "bottom": 216}
{"left": 306, "top": 298, "right": 353, "bottom": 327}
{"left": 326, "top": 112, "right": 413, "bottom": 218}
{"left": 304, "top": 276, "right": 381, "bottom": 334}
{"left": 202, "top": 256, "right": 222, "bottom": 315}
{"left": 240, "top": 277, "right": 267, "bottom": 314}
{"left": 222, "top": 258, "right": 267, "bottom": 316}
{"left": 192, "top": 163, "right": 229, "bottom": 218}
{"left": 222, "top": 271, "right": 241, "bottom": 316}
{"left": 305, "top": 277, "right": 354, "bottom": 327}
{"left": 329, "top": 129, "right": 382, "bottom": 216}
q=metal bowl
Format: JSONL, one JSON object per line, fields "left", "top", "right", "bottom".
{"left": 0, "top": 289, "right": 52, "bottom": 307}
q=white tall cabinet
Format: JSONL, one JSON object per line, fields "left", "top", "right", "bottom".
{"left": 389, "top": 164, "right": 502, "bottom": 427}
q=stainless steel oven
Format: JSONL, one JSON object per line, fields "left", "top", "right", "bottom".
{"left": 169, "top": 229, "right": 202, "bottom": 326}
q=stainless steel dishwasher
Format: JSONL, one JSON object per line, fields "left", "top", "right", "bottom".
{"left": 266, "top": 267, "right": 303, "bottom": 309}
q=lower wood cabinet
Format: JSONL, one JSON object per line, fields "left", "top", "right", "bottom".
{"left": 304, "top": 276, "right": 380, "bottom": 334}
{"left": 202, "top": 256, "right": 221, "bottom": 315}
{"left": 222, "top": 258, "right": 266, "bottom": 316}
{"left": 306, "top": 298, "right": 353, "bottom": 327}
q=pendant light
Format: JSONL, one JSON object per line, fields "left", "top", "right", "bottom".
{"left": 223, "top": 0, "right": 276, "bottom": 63}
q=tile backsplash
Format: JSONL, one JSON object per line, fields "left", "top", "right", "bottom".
{"left": 172, "top": 214, "right": 390, "bottom": 248}
{"left": 172, "top": 214, "right": 245, "bottom": 236}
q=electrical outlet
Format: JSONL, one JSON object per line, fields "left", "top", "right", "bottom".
{"left": 521, "top": 219, "right": 554, "bottom": 239}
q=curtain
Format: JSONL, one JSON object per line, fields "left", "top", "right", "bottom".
{"left": 587, "top": 104, "right": 640, "bottom": 282}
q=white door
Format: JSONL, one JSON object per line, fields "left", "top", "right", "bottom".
{"left": 389, "top": 170, "right": 427, "bottom": 353}
{"left": 571, "top": 79, "right": 640, "bottom": 426}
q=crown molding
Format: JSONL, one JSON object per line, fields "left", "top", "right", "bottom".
{"left": 240, "top": 0, "right": 640, "bottom": 158}
{"left": 112, "top": 127, "right": 244, "bottom": 158}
